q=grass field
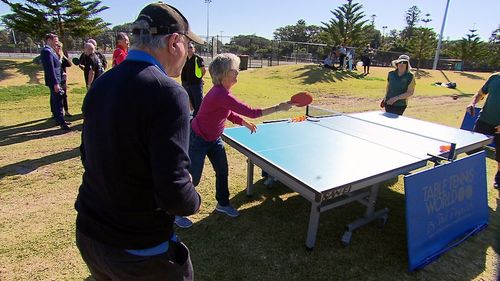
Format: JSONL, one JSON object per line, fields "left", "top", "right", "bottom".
{"left": 0, "top": 59, "right": 498, "bottom": 281}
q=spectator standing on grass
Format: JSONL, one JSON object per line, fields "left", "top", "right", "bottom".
{"left": 112, "top": 32, "right": 129, "bottom": 67}
{"left": 174, "top": 53, "right": 295, "bottom": 228}
{"left": 87, "top": 38, "right": 108, "bottom": 71}
{"left": 78, "top": 39, "right": 107, "bottom": 84}
{"left": 181, "top": 42, "right": 206, "bottom": 117}
{"left": 338, "top": 45, "right": 347, "bottom": 70}
{"left": 75, "top": 2, "right": 204, "bottom": 280}
{"left": 55, "top": 41, "right": 73, "bottom": 117}
{"left": 466, "top": 72, "right": 500, "bottom": 190}
{"left": 83, "top": 42, "right": 104, "bottom": 89}
{"left": 381, "top": 54, "right": 415, "bottom": 116}
{"left": 40, "top": 33, "right": 70, "bottom": 131}
{"left": 361, "top": 44, "right": 374, "bottom": 75}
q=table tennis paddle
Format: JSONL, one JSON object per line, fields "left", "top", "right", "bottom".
{"left": 290, "top": 92, "right": 313, "bottom": 107}
{"left": 72, "top": 57, "right": 80, "bottom": 65}
{"left": 380, "top": 99, "right": 386, "bottom": 108}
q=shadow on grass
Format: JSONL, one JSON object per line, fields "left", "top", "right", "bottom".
{"left": 293, "top": 65, "right": 369, "bottom": 85}
{"left": 180, "top": 175, "right": 494, "bottom": 281}
{"left": 0, "top": 60, "right": 16, "bottom": 81}
{"left": 0, "top": 59, "right": 42, "bottom": 84}
{"left": 454, "top": 72, "right": 485, "bottom": 80}
{"left": 0, "top": 114, "right": 83, "bottom": 147}
{"left": 414, "top": 69, "right": 432, "bottom": 78}
{"left": 0, "top": 147, "right": 80, "bottom": 179}
{"left": 437, "top": 70, "right": 468, "bottom": 96}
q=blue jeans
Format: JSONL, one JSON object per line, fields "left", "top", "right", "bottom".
{"left": 182, "top": 83, "right": 203, "bottom": 117}
{"left": 189, "top": 130, "right": 230, "bottom": 206}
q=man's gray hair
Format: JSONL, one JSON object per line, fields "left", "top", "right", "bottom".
{"left": 130, "top": 20, "right": 168, "bottom": 49}
{"left": 209, "top": 53, "right": 240, "bottom": 85}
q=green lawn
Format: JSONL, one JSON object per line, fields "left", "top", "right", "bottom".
{"left": 0, "top": 60, "right": 498, "bottom": 280}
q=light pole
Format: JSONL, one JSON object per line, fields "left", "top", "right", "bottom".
{"left": 433, "top": 0, "right": 451, "bottom": 70}
{"left": 382, "top": 26, "right": 387, "bottom": 45}
{"left": 205, "top": 0, "right": 212, "bottom": 52}
{"left": 219, "top": 30, "right": 223, "bottom": 53}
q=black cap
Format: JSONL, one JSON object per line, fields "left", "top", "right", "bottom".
{"left": 133, "top": 2, "right": 205, "bottom": 44}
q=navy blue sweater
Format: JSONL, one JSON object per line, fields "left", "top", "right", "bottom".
{"left": 75, "top": 59, "right": 200, "bottom": 249}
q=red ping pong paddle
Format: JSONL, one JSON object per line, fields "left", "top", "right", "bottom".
{"left": 290, "top": 92, "right": 313, "bottom": 107}
{"left": 380, "top": 99, "right": 386, "bottom": 108}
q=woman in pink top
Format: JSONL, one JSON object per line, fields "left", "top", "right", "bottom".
{"left": 174, "top": 53, "right": 294, "bottom": 227}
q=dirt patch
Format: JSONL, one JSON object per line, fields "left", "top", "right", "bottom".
{"left": 311, "top": 93, "right": 470, "bottom": 112}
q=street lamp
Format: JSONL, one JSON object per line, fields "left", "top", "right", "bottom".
{"left": 433, "top": 0, "right": 451, "bottom": 70}
{"left": 205, "top": 0, "right": 212, "bottom": 49}
{"left": 382, "top": 26, "right": 387, "bottom": 45}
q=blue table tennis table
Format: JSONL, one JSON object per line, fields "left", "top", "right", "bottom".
{"left": 222, "top": 106, "right": 492, "bottom": 249}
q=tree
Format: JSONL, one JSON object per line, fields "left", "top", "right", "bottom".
{"left": 226, "top": 34, "right": 271, "bottom": 56}
{"left": 321, "top": 0, "right": 369, "bottom": 47}
{"left": 0, "top": 29, "right": 10, "bottom": 45}
{"left": 486, "top": 25, "right": 499, "bottom": 70}
{"left": 273, "top": 20, "right": 321, "bottom": 43}
{"left": 363, "top": 24, "right": 381, "bottom": 49}
{"left": 381, "top": 29, "right": 407, "bottom": 52}
{"left": 1, "top": 0, "right": 109, "bottom": 44}
{"left": 408, "top": 27, "right": 437, "bottom": 73}
{"left": 401, "top": 6, "right": 421, "bottom": 42}
{"left": 449, "top": 29, "right": 488, "bottom": 69}
{"left": 112, "top": 22, "right": 133, "bottom": 33}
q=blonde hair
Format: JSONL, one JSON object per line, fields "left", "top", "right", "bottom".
{"left": 209, "top": 53, "right": 240, "bottom": 85}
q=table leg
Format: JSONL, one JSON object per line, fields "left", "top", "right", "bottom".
{"left": 246, "top": 159, "right": 254, "bottom": 196}
{"left": 365, "top": 183, "right": 379, "bottom": 217}
{"left": 306, "top": 202, "right": 321, "bottom": 250}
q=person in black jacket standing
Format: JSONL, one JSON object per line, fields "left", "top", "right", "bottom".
{"left": 40, "top": 33, "right": 69, "bottom": 130}
{"left": 55, "top": 42, "right": 73, "bottom": 117}
{"left": 75, "top": 3, "right": 204, "bottom": 280}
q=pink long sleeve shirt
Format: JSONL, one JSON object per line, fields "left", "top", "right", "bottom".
{"left": 191, "top": 85, "right": 263, "bottom": 142}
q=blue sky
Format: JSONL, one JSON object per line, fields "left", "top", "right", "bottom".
{"left": 1, "top": 0, "right": 498, "bottom": 42}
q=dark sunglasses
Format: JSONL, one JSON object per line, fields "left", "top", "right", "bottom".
{"left": 398, "top": 61, "right": 408, "bottom": 65}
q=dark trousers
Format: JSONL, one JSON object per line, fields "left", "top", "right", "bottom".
{"left": 76, "top": 230, "right": 193, "bottom": 281}
{"left": 189, "top": 130, "right": 230, "bottom": 206}
{"left": 182, "top": 83, "right": 203, "bottom": 117}
{"left": 49, "top": 87, "right": 65, "bottom": 125}
{"left": 61, "top": 82, "right": 69, "bottom": 112}
{"left": 474, "top": 119, "right": 499, "bottom": 161}
{"left": 339, "top": 54, "right": 346, "bottom": 69}
{"left": 385, "top": 104, "right": 407, "bottom": 116}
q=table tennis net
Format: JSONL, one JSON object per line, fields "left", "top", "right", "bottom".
{"left": 306, "top": 105, "right": 342, "bottom": 118}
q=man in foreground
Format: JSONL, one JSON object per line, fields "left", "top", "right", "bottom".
{"left": 467, "top": 72, "right": 500, "bottom": 190}
{"left": 75, "top": 2, "right": 204, "bottom": 280}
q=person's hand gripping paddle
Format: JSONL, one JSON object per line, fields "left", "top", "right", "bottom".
{"left": 289, "top": 92, "right": 313, "bottom": 107}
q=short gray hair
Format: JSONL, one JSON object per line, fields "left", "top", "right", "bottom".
{"left": 130, "top": 20, "right": 168, "bottom": 49}
{"left": 209, "top": 53, "right": 240, "bottom": 85}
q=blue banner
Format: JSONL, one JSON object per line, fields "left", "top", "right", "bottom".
{"left": 404, "top": 151, "right": 489, "bottom": 271}
{"left": 460, "top": 107, "right": 493, "bottom": 148}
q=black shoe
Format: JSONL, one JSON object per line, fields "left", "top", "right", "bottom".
{"left": 60, "top": 124, "right": 71, "bottom": 131}
{"left": 65, "top": 112, "right": 73, "bottom": 117}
